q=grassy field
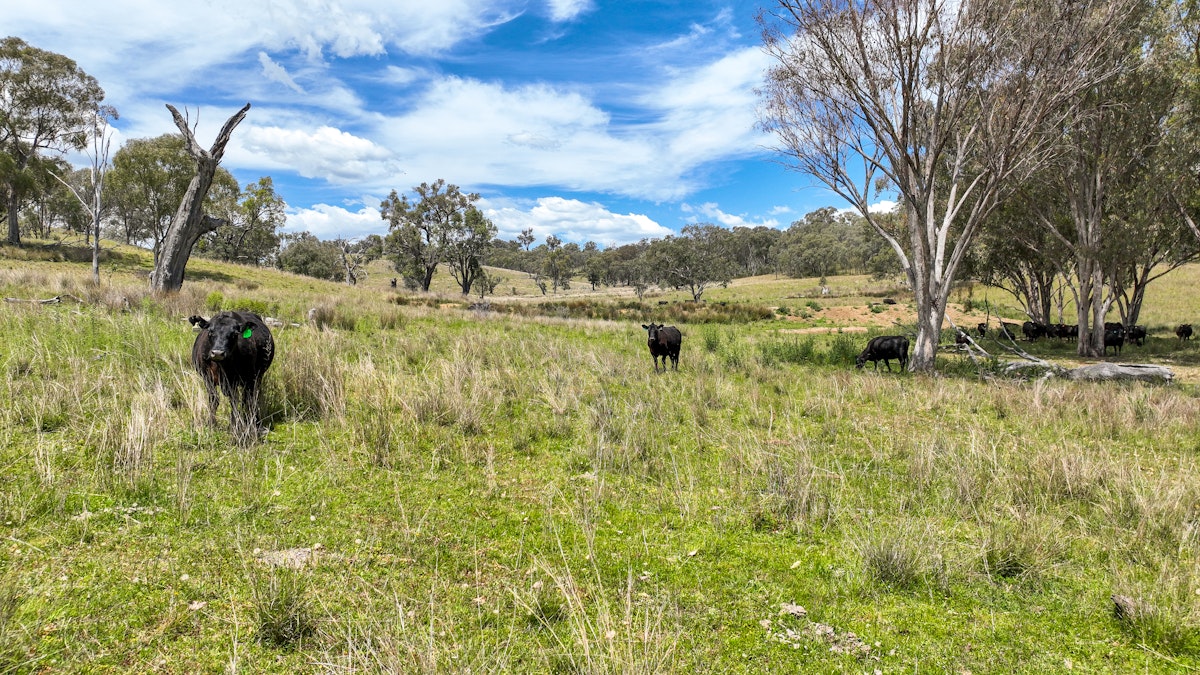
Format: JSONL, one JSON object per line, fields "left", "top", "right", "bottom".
{"left": 1, "top": 239, "right": 1199, "bottom": 673}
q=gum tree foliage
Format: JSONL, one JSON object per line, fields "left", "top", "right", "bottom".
{"left": 776, "top": 206, "right": 854, "bottom": 279}
{"left": 650, "top": 223, "right": 734, "bottom": 301}
{"left": 151, "top": 102, "right": 251, "bottom": 293}
{"left": 1013, "top": 0, "right": 1192, "bottom": 353}
{"left": 0, "top": 37, "right": 106, "bottom": 246}
{"left": 540, "top": 234, "right": 575, "bottom": 293}
{"left": 277, "top": 231, "right": 343, "bottom": 281}
{"left": 760, "top": 0, "right": 1136, "bottom": 371}
{"left": 381, "top": 179, "right": 481, "bottom": 292}
{"left": 444, "top": 206, "right": 496, "bottom": 295}
{"left": 196, "top": 176, "right": 285, "bottom": 267}
{"left": 106, "top": 134, "right": 196, "bottom": 247}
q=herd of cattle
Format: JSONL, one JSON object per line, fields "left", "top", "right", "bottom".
{"left": 186, "top": 310, "right": 1197, "bottom": 437}
{"left": 955, "top": 320, "right": 1195, "bottom": 356}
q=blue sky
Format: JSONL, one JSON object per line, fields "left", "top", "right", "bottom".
{"left": 4, "top": 1, "right": 863, "bottom": 246}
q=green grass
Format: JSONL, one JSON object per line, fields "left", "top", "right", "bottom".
{"left": 0, "top": 241, "right": 1199, "bottom": 672}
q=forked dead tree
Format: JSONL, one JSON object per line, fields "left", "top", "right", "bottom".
{"left": 150, "top": 103, "right": 250, "bottom": 293}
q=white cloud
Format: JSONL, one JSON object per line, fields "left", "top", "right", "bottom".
{"left": 481, "top": 197, "right": 672, "bottom": 246}
{"left": 239, "top": 125, "right": 400, "bottom": 184}
{"left": 546, "top": 0, "right": 592, "bottom": 22}
{"left": 285, "top": 202, "right": 385, "bottom": 240}
{"left": 258, "top": 53, "right": 305, "bottom": 94}
{"left": 647, "top": 46, "right": 772, "bottom": 166}
{"left": 869, "top": 200, "right": 898, "bottom": 214}
{"left": 681, "top": 202, "right": 780, "bottom": 229}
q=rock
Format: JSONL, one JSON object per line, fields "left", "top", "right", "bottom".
{"left": 1112, "top": 594, "right": 1151, "bottom": 621}
{"left": 1066, "top": 363, "right": 1174, "bottom": 383}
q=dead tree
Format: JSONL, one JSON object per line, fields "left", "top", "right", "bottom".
{"left": 150, "top": 103, "right": 250, "bottom": 293}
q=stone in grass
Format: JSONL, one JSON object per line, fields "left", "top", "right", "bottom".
{"left": 1112, "top": 594, "right": 1153, "bottom": 622}
{"left": 1067, "top": 363, "right": 1174, "bottom": 383}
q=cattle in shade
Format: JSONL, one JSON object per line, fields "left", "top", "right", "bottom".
{"left": 642, "top": 323, "right": 682, "bottom": 373}
{"left": 856, "top": 335, "right": 909, "bottom": 372}
{"left": 189, "top": 311, "right": 275, "bottom": 440}
{"left": 1127, "top": 325, "right": 1147, "bottom": 347}
{"left": 1022, "top": 321, "right": 1048, "bottom": 341}
{"left": 1104, "top": 325, "right": 1125, "bottom": 356}
{"left": 1177, "top": 324, "right": 1193, "bottom": 342}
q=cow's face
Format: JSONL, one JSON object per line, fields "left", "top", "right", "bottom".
{"left": 855, "top": 352, "right": 867, "bottom": 369}
{"left": 206, "top": 314, "right": 255, "bottom": 361}
{"left": 642, "top": 323, "right": 662, "bottom": 341}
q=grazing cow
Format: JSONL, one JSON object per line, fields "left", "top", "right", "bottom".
{"left": 955, "top": 329, "right": 971, "bottom": 348}
{"left": 189, "top": 311, "right": 275, "bottom": 439}
{"left": 1000, "top": 322, "right": 1019, "bottom": 341}
{"left": 976, "top": 322, "right": 987, "bottom": 338}
{"left": 1176, "top": 324, "right": 1192, "bottom": 342}
{"left": 856, "top": 335, "right": 909, "bottom": 372}
{"left": 1127, "top": 325, "right": 1147, "bottom": 347}
{"left": 1104, "top": 326, "right": 1125, "bottom": 356}
{"left": 1021, "top": 321, "right": 1048, "bottom": 341}
{"left": 642, "top": 323, "right": 682, "bottom": 373}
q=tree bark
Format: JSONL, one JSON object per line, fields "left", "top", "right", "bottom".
{"left": 150, "top": 103, "right": 250, "bottom": 293}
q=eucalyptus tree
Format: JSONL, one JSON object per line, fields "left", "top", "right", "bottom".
{"left": 760, "top": 0, "right": 1136, "bottom": 370}
{"left": 197, "top": 176, "right": 284, "bottom": 267}
{"left": 651, "top": 223, "right": 734, "bottom": 301}
{"left": 381, "top": 179, "right": 480, "bottom": 291}
{"left": 444, "top": 206, "right": 496, "bottom": 295}
{"left": 106, "top": 134, "right": 195, "bottom": 247}
{"left": 0, "top": 37, "right": 106, "bottom": 246}
{"left": 1017, "top": 0, "right": 1187, "bottom": 354}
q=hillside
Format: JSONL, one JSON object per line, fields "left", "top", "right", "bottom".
{"left": 0, "top": 239, "right": 1198, "bottom": 672}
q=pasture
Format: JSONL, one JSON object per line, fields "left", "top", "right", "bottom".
{"left": 1, "top": 241, "right": 1198, "bottom": 672}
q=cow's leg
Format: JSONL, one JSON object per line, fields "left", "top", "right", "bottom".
{"left": 204, "top": 381, "right": 220, "bottom": 425}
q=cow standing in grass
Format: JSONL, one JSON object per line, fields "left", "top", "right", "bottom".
{"left": 190, "top": 311, "right": 275, "bottom": 441}
{"left": 1177, "top": 324, "right": 1193, "bottom": 342}
{"left": 856, "top": 335, "right": 909, "bottom": 372}
{"left": 642, "top": 323, "right": 682, "bottom": 373}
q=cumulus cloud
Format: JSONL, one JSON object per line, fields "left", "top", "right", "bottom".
{"left": 285, "top": 202, "right": 386, "bottom": 240}
{"left": 239, "top": 125, "right": 400, "bottom": 184}
{"left": 481, "top": 197, "right": 672, "bottom": 246}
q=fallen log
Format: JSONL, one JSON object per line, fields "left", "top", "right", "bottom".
{"left": 1066, "top": 363, "right": 1174, "bottom": 383}
{"left": 4, "top": 294, "right": 83, "bottom": 305}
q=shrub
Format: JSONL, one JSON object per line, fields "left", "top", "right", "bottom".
{"left": 227, "top": 297, "right": 274, "bottom": 316}
{"left": 205, "top": 291, "right": 224, "bottom": 311}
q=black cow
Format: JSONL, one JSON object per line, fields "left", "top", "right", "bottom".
{"left": 642, "top": 323, "right": 682, "bottom": 373}
{"left": 1127, "top": 325, "right": 1147, "bottom": 347}
{"left": 190, "top": 312, "right": 275, "bottom": 439}
{"left": 1021, "top": 321, "right": 1048, "bottom": 341}
{"left": 1104, "top": 326, "right": 1125, "bottom": 356}
{"left": 1177, "top": 324, "right": 1192, "bottom": 342}
{"left": 976, "top": 323, "right": 987, "bottom": 338}
{"left": 856, "top": 335, "right": 909, "bottom": 372}
{"left": 1000, "top": 322, "right": 1019, "bottom": 341}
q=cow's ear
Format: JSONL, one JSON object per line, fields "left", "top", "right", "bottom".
{"left": 641, "top": 324, "right": 650, "bottom": 330}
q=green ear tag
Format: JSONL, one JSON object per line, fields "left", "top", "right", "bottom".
{"left": 242, "top": 328, "right": 253, "bottom": 339}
